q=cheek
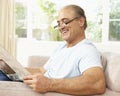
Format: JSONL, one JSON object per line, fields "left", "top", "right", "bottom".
{"left": 69, "top": 27, "right": 77, "bottom": 34}
{"left": 70, "top": 27, "right": 80, "bottom": 37}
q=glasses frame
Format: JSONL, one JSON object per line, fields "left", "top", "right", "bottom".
{"left": 54, "top": 16, "right": 80, "bottom": 29}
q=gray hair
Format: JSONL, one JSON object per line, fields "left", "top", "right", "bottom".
{"left": 63, "top": 5, "right": 87, "bottom": 29}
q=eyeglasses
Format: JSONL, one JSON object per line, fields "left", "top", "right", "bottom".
{"left": 54, "top": 16, "right": 80, "bottom": 29}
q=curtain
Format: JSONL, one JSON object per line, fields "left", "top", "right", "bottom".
{"left": 0, "top": 0, "right": 16, "bottom": 57}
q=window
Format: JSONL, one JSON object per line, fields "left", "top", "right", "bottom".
{"left": 109, "top": 0, "right": 120, "bottom": 41}
{"left": 15, "top": 0, "right": 61, "bottom": 40}
{"left": 15, "top": 0, "right": 120, "bottom": 42}
{"left": 15, "top": 0, "right": 27, "bottom": 37}
{"left": 15, "top": 0, "right": 120, "bottom": 66}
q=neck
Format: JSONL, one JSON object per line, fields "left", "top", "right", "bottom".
{"left": 67, "top": 34, "right": 85, "bottom": 48}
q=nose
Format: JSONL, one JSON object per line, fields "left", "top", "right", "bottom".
{"left": 58, "top": 22, "right": 66, "bottom": 30}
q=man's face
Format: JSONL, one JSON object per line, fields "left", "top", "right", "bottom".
{"left": 57, "top": 8, "right": 83, "bottom": 43}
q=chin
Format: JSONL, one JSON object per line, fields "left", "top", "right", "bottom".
{"left": 62, "top": 35, "right": 69, "bottom": 40}
{"left": 62, "top": 37, "right": 68, "bottom": 41}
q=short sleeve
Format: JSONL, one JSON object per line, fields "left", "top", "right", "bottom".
{"left": 79, "top": 47, "right": 102, "bottom": 74}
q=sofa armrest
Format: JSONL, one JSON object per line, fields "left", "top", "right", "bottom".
{"left": 28, "top": 56, "right": 49, "bottom": 68}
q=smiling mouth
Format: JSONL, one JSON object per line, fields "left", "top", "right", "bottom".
{"left": 61, "top": 31, "right": 67, "bottom": 36}
{"left": 62, "top": 29, "right": 69, "bottom": 34}
{"left": 63, "top": 31, "right": 67, "bottom": 33}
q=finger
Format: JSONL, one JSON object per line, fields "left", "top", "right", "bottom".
{"left": 29, "top": 84, "right": 34, "bottom": 88}
{"left": 23, "top": 79, "right": 34, "bottom": 85}
{"left": 23, "top": 75, "right": 34, "bottom": 80}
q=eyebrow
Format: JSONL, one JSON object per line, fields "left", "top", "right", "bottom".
{"left": 57, "top": 18, "right": 69, "bottom": 23}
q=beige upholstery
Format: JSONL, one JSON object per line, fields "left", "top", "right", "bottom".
{"left": 28, "top": 56, "right": 49, "bottom": 67}
{"left": 28, "top": 52, "right": 120, "bottom": 95}
{"left": 1, "top": 52, "right": 120, "bottom": 95}
{"left": 104, "top": 53, "right": 120, "bottom": 92}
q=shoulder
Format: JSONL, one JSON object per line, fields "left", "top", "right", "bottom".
{"left": 76, "top": 39, "right": 100, "bottom": 55}
{"left": 80, "top": 39, "right": 97, "bottom": 50}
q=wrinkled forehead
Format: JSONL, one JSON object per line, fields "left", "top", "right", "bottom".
{"left": 57, "top": 8, "right": 76, "bottom": 21}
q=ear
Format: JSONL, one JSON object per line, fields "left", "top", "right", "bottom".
{"left": 78, "top": 17, "right": 85, "bottom": 27}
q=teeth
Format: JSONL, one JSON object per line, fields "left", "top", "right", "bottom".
{"left": 63, "top": 31, "right": 66, "bottom": 33}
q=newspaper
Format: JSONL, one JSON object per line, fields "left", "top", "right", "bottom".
{"left": 0, "top": 45, "right": 31, "bottom": 80}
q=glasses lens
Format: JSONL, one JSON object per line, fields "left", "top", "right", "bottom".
{"left": 54, "top": 17, "right": 80, "bottom": 29}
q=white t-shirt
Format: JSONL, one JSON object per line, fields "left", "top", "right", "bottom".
{"left": 44, "top": 39, "right": 102, "bottom": 79}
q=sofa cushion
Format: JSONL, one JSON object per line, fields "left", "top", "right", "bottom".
{"left": 105, "top": 53, "right": 120, "bottom": 92}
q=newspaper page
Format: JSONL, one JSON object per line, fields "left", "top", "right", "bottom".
{"left": 0, "top": 45, "right": 31, "bottom": 80}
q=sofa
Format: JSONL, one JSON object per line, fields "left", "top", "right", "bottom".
{"left": 28, "top": 52, "right": 120, "bottom": 96}
{"left": 0, "top": 41, "right": 120, "bottom": 96}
